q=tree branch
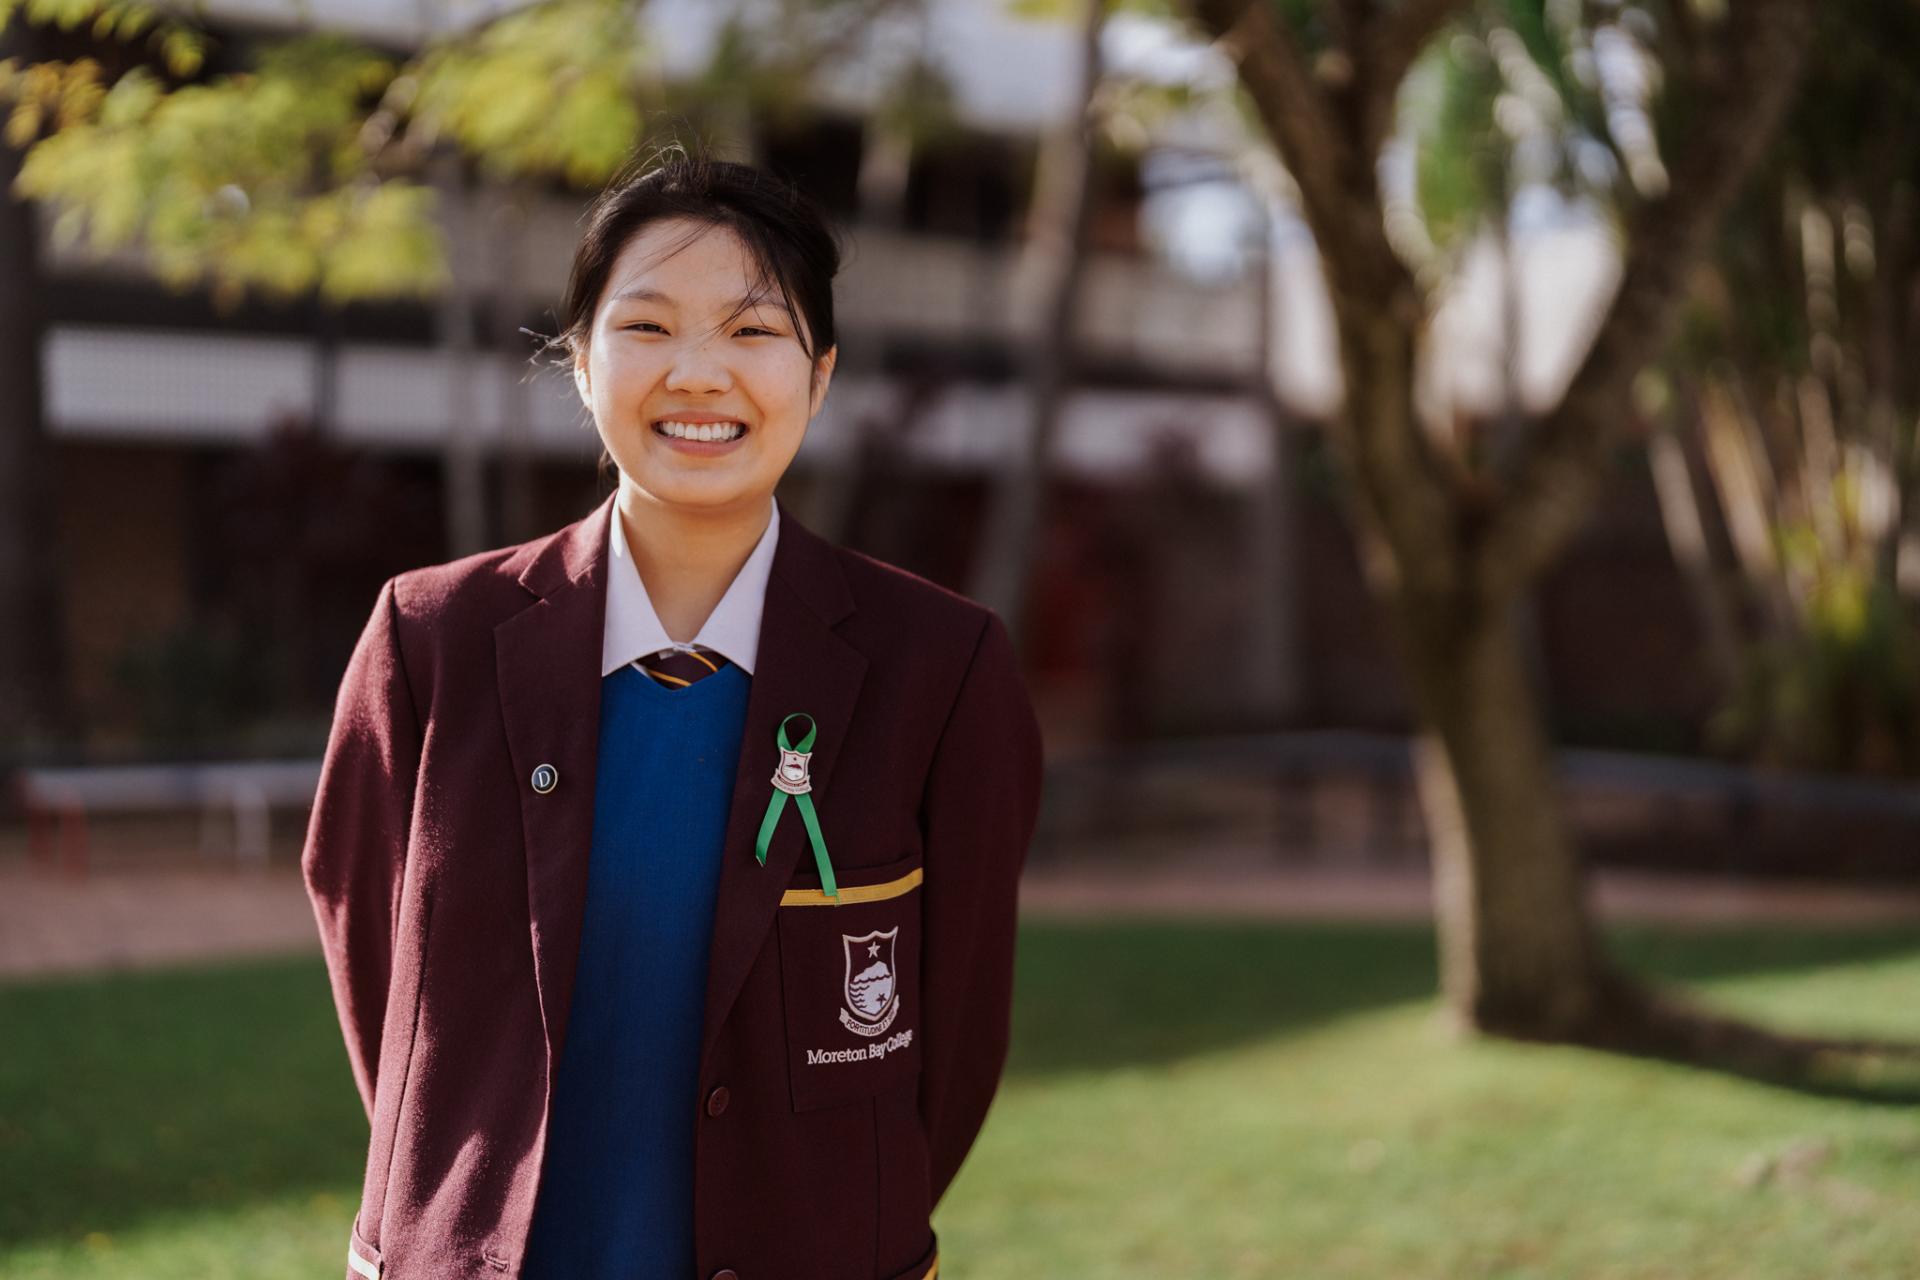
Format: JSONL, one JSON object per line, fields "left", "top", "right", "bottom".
{"left": 1477, "top": 0, "right": 1818, "bottom": 598}
{"left": 1361, "top": 0, "right": 1470, "bottom": 155}
{"left": 1189, "top": 0, "right": 1355, "bottom": 260}
{"left": 1188, "top": 0, "right": 1463, "bottom": 596}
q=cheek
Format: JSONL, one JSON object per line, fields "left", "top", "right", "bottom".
{"left": 594, "top": 347, "right": 659, "bottom": 398}
{"left": 744, "top": 352, "right": 819, "bottom": 418}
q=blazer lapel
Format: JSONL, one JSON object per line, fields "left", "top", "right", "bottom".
{"left": 698, "top": 495, "right": 867, "bottom": 1074}
{"left": 495, "top": 491, "right": 615, "bottom": 1071}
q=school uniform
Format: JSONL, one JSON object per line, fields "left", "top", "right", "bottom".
{"left": 300, "top": 490, "right": 1045, "bottom": 1280}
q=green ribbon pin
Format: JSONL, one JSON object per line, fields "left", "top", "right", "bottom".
{"left": 755, "top": 712, "right": 837, "bottom": 898}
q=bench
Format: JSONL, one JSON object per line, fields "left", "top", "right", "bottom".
{"left": 13, "top": 760, "right": 324, "bottom": 881}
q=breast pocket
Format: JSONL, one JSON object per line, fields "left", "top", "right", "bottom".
{"left": 776, "top": 851, "right": 924, "bottom": 1112}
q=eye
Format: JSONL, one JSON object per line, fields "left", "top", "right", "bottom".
{"left": 622, "top": 322, "right": 666, "bottom": 333}
{"left": 736, "top": 326, "right": 777, "bottom": 337}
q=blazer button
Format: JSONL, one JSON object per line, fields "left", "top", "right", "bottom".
{"left": 711, "top": 1271, "right": 739, "bottom": 1280}
{"left": 705, "top": 1085, "right": 730, "bottom": 1117}
{"left": 530, "top": 763, "right": 558, "bottom": 794}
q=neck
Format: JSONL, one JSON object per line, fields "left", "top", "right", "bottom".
{"left": 616, "top": 483, "right": 772, "bottom": 645}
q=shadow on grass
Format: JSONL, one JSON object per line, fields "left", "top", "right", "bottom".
{"left": 1005, "top": 919, "right": 1441, "bottom": 1078}
{"left": 1602, "top": 920, "right": 1920, "bottom": 987}
{"left": 2, "top": 919, "right": 1916, "bottom": 1251}
{"left": 1593, "top": 924, "right": 1920, "bottom": 1106}
{"left": 1004, "top": 917, "right": 1920, "bottom": 1080}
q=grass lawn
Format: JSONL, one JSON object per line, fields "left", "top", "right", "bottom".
{"left": 3, "top": 919, "right": 1917, "bottom": 1278}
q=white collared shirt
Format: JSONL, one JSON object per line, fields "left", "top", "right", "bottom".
{"left": 600, "top": 499, "right": 780, "bottom": 678}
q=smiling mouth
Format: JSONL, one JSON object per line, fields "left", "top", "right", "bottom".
{"left": 653, "top": 419, "right": 748, "bottom": 443}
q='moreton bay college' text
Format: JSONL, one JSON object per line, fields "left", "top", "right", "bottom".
{"left": 806, "top": 1028, "right": 914, "bottom": 1066}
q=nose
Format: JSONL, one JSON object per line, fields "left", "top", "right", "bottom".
{"left": 665, "top": 331, "right": 733, "bottom": 396}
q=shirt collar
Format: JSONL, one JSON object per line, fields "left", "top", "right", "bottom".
{"left": 600, "top": 499, "right": 780, "bottom": 678}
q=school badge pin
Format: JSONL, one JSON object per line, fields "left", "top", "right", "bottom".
{"left": 755, "top": 712, "right": 839, "bottom": 898}
{"left": 772, "top": 743, "right": 812, "bottom": 794}
{"left": 840, "top": 927, "right": 901, "bottom": 1036}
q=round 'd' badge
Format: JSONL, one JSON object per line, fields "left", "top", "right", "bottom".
{"left": 530, "top": 763, "right": 559, "bottom": 794}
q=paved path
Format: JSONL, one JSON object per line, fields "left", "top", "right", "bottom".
{"left": 0, "top": 862, "right": 321, "bottom": 980}
{"left": 3, "top": 856, "right": 1917, "bottom": 982}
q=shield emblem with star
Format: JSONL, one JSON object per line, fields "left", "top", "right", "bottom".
{"left": 840, "top": 927, "right": 900, "bottom": 1034}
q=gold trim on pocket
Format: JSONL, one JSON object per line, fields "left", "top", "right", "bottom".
{"left": 781, "top": 866, "right": 922, "bottom": 907}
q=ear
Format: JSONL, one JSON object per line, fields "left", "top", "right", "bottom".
{"left": 809, "top": 344, "right": 838, "bottom": 417}
{"left": 573, "top": 351, "right": 591, "bottom": 407}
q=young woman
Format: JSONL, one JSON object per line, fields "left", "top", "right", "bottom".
{"left": 302, "top": 152, "right": 1045, "bottom": 1280}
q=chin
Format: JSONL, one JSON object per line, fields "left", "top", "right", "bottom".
{"left": 626, "top": 471, "right": 769, "bottom": 511}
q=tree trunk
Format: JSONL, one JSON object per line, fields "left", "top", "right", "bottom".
{"left": 1335, "top": 295, "right": 1606, "bottom": 1039}
{"left": 969, "top": 0, "right": 1105, "bottom": 642}
{"left": 1647, "top": 423, "right": 1742, "bottom": 691}
{"left": 0, "top": 21, "right": 70, "bottom": 761}
{"left": 1395, "top": 587, "right": 1608, "bottom": 1037}
{"left": 489, "top": 179, "right": 539, "bottom": 545}
{"left": 1244, "top": 197, "right": 1302, "bottom": 718}
{"left": 815, "top": 114, "right": 915, "bottom": 547}
{"left": 433, "top": 148, "right": 489, "bottom": 558}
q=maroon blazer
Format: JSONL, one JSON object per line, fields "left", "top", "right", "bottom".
{"left": 301, "top": 491, "right": 1045, "bottom": 1280}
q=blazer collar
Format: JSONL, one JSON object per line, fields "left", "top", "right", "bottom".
{"left": 493, "top": 490, "right": 868, "bottom": 1078}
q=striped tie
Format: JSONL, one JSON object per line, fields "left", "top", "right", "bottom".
{"left": 634, "top": 643, "right": 730, "bottom": 689}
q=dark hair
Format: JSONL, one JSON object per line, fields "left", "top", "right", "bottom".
{"left": 535, "top": 142, "right": 841, "bottom": 375}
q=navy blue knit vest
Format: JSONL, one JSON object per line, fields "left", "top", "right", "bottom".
{"left": 521, "top": 660, "right": 750, "bottom": 1277}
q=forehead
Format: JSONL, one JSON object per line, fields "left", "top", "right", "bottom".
{"left": 601, "top": 217, "right": 771, "bottom": 310}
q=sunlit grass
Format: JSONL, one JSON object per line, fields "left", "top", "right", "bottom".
{"left": 4, "top": 921, "right": 1917, "bottom": 1278}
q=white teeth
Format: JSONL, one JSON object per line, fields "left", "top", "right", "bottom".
{"left": 656, "top": 419, "right": 745, "bottom": 442}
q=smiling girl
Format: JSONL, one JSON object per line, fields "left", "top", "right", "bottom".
{"left": 302, "top": 151, "right": 1045, "bottom": 1280}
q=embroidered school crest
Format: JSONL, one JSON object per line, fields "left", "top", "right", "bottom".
{"left": 839, "top": 927, "right": 901, "bottom": 1036}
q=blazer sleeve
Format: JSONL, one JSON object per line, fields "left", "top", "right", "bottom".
{"left": 916, "top": 609, "right": 1046, "bottom": 1207}
{"left": 301, "top": 575, "right": 423, "bottom": 1124}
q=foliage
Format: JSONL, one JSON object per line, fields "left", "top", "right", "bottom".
{"left": 408, "top": 0, "right": 653, "bottom": 186}
{"left": 4, "top": 32, "right": 442, "bottom": 306}
{"left": 1663, "top": 0, "right": 1920, "bottom": 776}
{"left": 0, "top": 0, "right": 927, "bottom": 308}
{"left": 1712, "top": 573, "right": 1920, "bottom": 775}
{"left": 1408, "top": 0, "right": 1672, "bottom": 279}
{"left": 1388, "top": 0, "right": 1920, "bottom": 777}
{"left": 0, "top": 0, "right": 206, "bottom": 78}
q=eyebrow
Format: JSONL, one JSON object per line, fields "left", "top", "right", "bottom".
{"left": 609, "top": 286, "right": 791, "bottom": 317}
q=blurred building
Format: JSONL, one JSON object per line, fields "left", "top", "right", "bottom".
{"left": 22, "top": 0, "right": 1700, "bottom": 762}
